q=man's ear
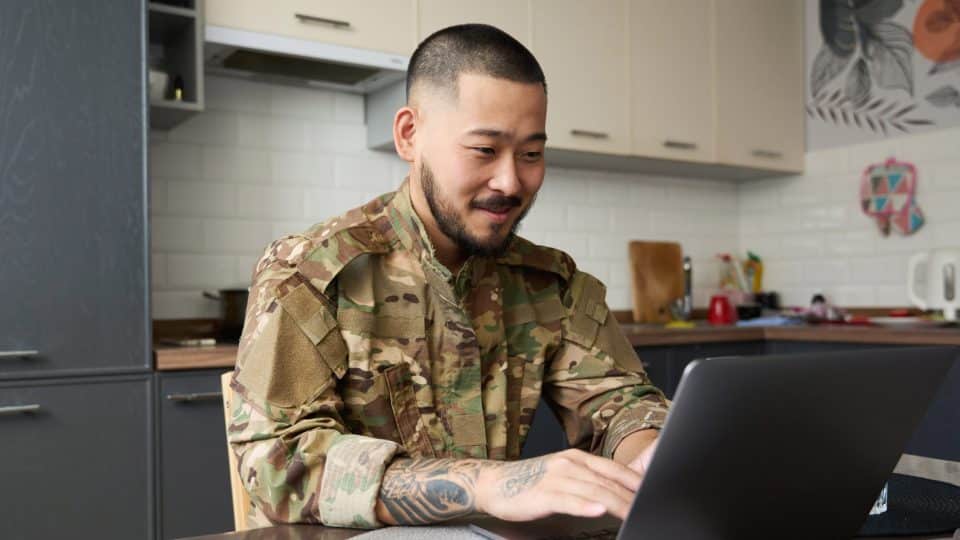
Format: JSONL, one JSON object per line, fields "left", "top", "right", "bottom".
{"left": 393, "top": 106, "right": 417, "bottom": 162}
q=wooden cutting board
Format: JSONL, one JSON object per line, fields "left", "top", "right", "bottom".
{"left": 629, "top": 241, "right": 685, "bottom": 323}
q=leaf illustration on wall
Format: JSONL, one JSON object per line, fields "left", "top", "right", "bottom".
{"left": 821, "top": 0, "right": 860, "bottom": 57}
{"left": 926, "top": 85, "right": 960, "bottom": 106}
{"left": 810, "top": 0, "right": 937, "bottom": 134}
{"left": 864, "top": 22, "right": 915, "bottom": 95}
{"left": 811, "top": 45, "right": 852, "bottom": 97}
{"left": 846, "top": 57, "right": 873, "bottom": 106}
{"left": 807, "top": 91, "right": 933, "bottom": 133}
{"left": 929, "top": 57, "right": 960, "bottom": 74}
{"left": 857, "top": 0, "right": 906, "bottom": 24}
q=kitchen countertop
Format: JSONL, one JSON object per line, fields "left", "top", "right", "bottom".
{"left": 154, "top": 322, "right": 960, "bottom": 371}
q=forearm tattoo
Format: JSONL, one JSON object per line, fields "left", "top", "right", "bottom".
{"left": 379, "top": 458, "right": 482, "bottom": 525}
{"left": 378, "top": 456, "right": 550, "bottom": 524}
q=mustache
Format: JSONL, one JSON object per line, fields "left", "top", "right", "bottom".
{"left": 471, "top": 195, "right": 522, "bottom": 213}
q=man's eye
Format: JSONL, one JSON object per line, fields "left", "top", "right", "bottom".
{"left": 472, "top": 147, "right": 495, "bottom": 156}
{"left": 522, "top": 151, "right": 543, "bottom": 161}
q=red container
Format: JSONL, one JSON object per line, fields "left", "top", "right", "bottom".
{"left": 708, "top": 294, "right": 737, "bottom": 325}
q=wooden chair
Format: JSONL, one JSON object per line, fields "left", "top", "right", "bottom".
{"left": 220, "top": 371, "right": 251, "bottom": 531}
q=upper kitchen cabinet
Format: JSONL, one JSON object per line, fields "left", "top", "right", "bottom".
{"left": 418, "top": 0, "right": 531, "bottom": 47}
{"left": 630, "top": 0, "right": 715, "bottom": 164}
{"left": 206, "top": 0, "right": 417, "bottom": 56}
{"left": 714, "top": 0, "right": 804, "bottom": 173}
{"left": 531, "top": 0, "right": 630, "bottom": 155}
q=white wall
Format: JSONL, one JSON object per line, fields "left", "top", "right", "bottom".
{"left": 739, "top": 126, "right": 960, "bottom": 308}
{"left": 150, "top": 76, "right": 739, "bottom": 319}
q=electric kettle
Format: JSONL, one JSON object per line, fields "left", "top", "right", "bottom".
{"left": 907, "top": 249, "right": 960, "bottom": 321}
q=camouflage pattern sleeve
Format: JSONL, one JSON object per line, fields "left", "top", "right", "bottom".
{"left": 228, "top": 236, "right": 400, "bottom": 529}
{"left": 543, "top": 270, "right": 670, "bottom": 459}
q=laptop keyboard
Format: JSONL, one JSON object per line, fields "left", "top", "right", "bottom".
{"left": 538, "top": 527, "right": 619, "bottom": 540}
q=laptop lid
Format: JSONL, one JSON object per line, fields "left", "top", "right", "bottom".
{"left": 618, "top": 346, "right": 957, "bottom": 540}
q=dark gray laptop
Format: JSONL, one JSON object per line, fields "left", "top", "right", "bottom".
{"left": 472, "top": 346, "right": 957, "bottom": 540}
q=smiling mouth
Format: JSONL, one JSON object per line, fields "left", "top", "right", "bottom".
{"left": 476, "top": 206, "right": 513, "bottom": 224}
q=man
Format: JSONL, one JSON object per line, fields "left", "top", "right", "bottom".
{"left": 228, "top": 24, "right": 669, "bottom": 529}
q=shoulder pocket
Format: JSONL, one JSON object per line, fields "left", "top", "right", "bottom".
{"left": 563, "top": 272, "right": 609, "bottom": 350}
{"left": 275, "top": 275, "right": 348, "bottom": 379}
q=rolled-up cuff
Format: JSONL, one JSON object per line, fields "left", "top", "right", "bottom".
{"left": 601, "top": 403, "right": 669, "bottom": 458}
{"left": 318, "top": 434, "right": 400, "bottom": 529}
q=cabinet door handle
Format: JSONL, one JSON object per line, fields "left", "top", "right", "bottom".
{"left": 166, "top": 392, "right": 223, "bottom": 403}
{"left": 294, "top": 13, "right": 351, "bottom": 29}
{"left": 570, "top": 129, "right": 609, "bottom": 139}
{"left": 752, "top": 149, "right": 783, "bottom": 159}
{"left": 663, "top": 140, "right": 698, "bottom": 150}
{"left": 0, "top": 350, "right": 39, "bottom": 359}
{"left": 0, "top": 404, "right": 41, "bottom": 416}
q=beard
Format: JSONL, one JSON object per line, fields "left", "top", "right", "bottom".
{"left": 419, "top": 159, "right": 533, "bottom": 258}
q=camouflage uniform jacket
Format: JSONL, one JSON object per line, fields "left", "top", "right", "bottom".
{"left": 228, "top": 178, "right": 669, "bottom": 529}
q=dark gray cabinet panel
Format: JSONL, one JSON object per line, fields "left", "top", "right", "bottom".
{"left": 157, "top": 370, "right": 234, "bottom": 539}
{"left": 0, "top": 375, "right": 153, "bottom": 540}
{"left": 0, "top": 1, "right": 149, "bottom": 379}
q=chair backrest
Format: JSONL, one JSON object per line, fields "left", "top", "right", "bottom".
{"left": 220, "top": 371, "right": 251, "bottom": 531}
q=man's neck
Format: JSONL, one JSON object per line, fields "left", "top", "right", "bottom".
{"left": 408, "top": 180, "right": 466, "bottom": 275}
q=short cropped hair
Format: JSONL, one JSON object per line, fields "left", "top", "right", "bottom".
{"left": 406, "top": 23, "right": 547, "bottom": 103}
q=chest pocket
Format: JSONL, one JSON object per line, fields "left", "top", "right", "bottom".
{"left": 336, "top": 305, "right": 434, "bottom": 457}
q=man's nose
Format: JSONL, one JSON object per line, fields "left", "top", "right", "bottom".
{"left": 488, "top": 156, "right": 522, "bottom": 196}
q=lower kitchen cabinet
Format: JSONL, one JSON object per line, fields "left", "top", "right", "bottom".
{"left": 0, "top": 375, "right": 153, "bottom": 540}
{"left": 157, "top": 369, "right": 234, "bottom": 539}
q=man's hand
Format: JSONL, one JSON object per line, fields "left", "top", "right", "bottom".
{"left": 375, "top": 449, "right": 645, "bottom": 526}
{"left": 477, "top": 449, "right": 643, "bottom": 522}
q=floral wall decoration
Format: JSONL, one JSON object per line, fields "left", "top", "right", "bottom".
{"left": 806, "top": 0, "right": 960, "bottom": 149}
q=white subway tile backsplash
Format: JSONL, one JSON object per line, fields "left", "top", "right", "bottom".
{"left": 202, "top": 146, "right": 271, "bottom": 184}
{"left": 269, "top": 85, "right": 335, "bottom": 120}
{"left": 272, "top": 151, "right": 335, "bottom": 186}
{"left": 151, "top": 253, "right": 166, "bottom": 289}
{"left": 568, "top": 205, "right": 611, "bottom": 232}
{"left": 203, "top": 219, "right": 275, "bottom": 255}
{"left": 589, "top": 235, "right": 631, "bottom": 259}
{"left": 167, "top": 181, "right": 237, "bottom": 217}
{"left": 824, "top": 230, "right": 876, "bottom": 256}
{"left": 152, "top": 290, "right": 221, "bottom": 319}
{"left": 334, "top": 92, "right": 365, "bottom": 124}
{"left": 150, "top": 178, "right": 167, "bottom": 216}
{"left": 152, "top": 217, "right": 204, "bottom": 252}
{"left": 237, "top": 114, "right": 311, "bottom": 151}
{"left": 802, "top": 260, "right": 850, "bottom": 284}
{"left": 334, "top": 154, "right": 396, "bottom": 190}
{"left": 236, "top": 185, "right": 305, "bottom": 219}
{"left": 153, "top": 75, "right": 960, "bottom": 319}
{"left": 875, "top": 284, "right": 909, "bottom": 306}
{"left": 312, "top": 123, "right": 368, "bottom": 153}
{"left": 848, "top": 256, "right": 907, "bottom": 284}
{"left": 832, "top": 285, "right": 876, "bottom": 306}
{"left": 150, "top": 143, "right": 203, "bottom": 179}
{"left": 167, "top": 253, "right": 238, "bottom": 288}
{"left": 610, "top": 207, "right": 652, "bottom": 234}
{"left": 521, "top": 202, "right": 566, "bottom": 232}
{"left": 235, "top": 254, "right": 261, "bottom": 284}
{"left": 168, "top": 110, "right": 239, "bottom": 146}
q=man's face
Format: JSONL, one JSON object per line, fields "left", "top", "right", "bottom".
{"left": 413, "top": 73, "right": 547, "bottom": 257}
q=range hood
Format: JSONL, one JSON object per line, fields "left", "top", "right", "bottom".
{"left": 204, "top": 25, "right": 408, "bottom": 94}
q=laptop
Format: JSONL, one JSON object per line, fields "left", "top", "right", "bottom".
{"left": 471, "top": 346, "right": 957, "bottom": 540}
